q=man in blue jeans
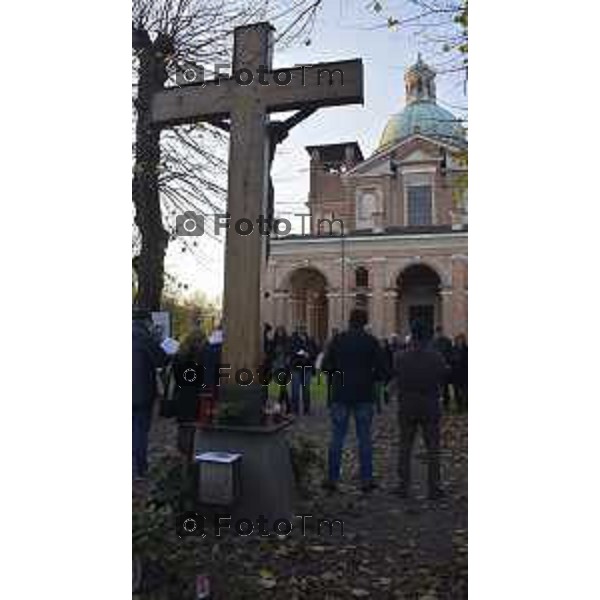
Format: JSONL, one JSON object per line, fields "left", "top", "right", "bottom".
{"left": 321, "top": 309, "right": 388, "bottom": 492}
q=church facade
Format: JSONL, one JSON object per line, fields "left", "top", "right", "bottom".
{"left": 262, "top": 56, "right": 468, "bottom": 342}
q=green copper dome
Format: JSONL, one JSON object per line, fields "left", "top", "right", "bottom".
{"left": 378, "top": 100, "right": 464, "bottom": 149}
{"left": 377, "top": 55, "right": 465, "bottom": 150}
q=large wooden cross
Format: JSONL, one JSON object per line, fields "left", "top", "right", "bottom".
{"left": 152, "top": 22, "right": 363, "bottom": 406}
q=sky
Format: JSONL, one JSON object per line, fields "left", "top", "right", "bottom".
{"left": 165, "top": 0, "right": 467, "bottom": 302}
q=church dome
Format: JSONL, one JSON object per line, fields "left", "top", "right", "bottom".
{"left": 377, "top": 55, "right": 465, "bottom": 150}
{"left": 379, "top": 101, "right": 464, "bottom": 148}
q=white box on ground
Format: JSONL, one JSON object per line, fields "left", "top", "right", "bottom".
{"left": 195, "top": 451, "right": 242, "bottom": 506}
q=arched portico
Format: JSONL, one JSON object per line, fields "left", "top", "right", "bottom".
{"left": 395, "top": 263, "right": 442, "bottom": 339}
{"left": 285, "top": 267, "right": 329, "bottom": 344}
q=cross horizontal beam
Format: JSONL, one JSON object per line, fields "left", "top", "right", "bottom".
{"left": 152, "top": 59, "right": 363, "bottom": 127}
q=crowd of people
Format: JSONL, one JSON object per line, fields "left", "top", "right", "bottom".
{"left": 381, "top": 327, "right": 468, "bottom": 414}
{"left": 132, "top": 309, "right": 224, "bottom": 479}
{"left": 133, "top": 306, "right": 468, "bottom": 500}
{"left": 263, "top": 323, "right": 320, "bottom": 416}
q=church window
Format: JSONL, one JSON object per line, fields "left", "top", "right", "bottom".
{"left": 355, "top": 266, "right": 369, "bottom": 288}
{"left": 403, "top": 171, "right": 434, "bottom": 226}
{"left": 407, "top": 185, "right": 433, "bottom": 225}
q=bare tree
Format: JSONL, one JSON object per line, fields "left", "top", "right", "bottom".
{"left": 132, "top": 0, "right": 323, "bottom": 310}
{"left": 366, "top": 1, "right": 467, "bottom": 89}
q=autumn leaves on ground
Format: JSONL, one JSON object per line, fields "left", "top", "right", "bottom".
{"left": 133, "top": 402, "right": 467, "bottom": 599}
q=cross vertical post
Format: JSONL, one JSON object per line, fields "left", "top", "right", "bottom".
{"left": 220, "top": 24, "right": 272, "bottom": 407}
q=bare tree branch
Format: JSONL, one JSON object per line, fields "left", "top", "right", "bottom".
{"left": 131, "top": 0, "right": 323, "bottom": 307}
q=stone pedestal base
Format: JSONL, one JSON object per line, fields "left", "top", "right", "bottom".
{"left": 194, "top": 419, "right": 295, "bottom": 523}
{"left": 216, "top": 383, "right": 265, "bottom": 427}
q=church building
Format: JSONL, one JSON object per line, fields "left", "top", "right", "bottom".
{"left": 262, "top": 56, "right": 468, "bottom": 343}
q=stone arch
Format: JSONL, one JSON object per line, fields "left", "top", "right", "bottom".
{"left": 394, "top": 262, "right": 443, "bottom": 339}
{"left": 283, "top": 266, "right": 329, "bottom": 344}
{"left": 387, "top": 258, "right": 449, "bottom": 290}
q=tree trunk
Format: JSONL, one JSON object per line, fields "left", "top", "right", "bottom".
{"left": 132, "top": 41, "right": 169, "bottom": 311}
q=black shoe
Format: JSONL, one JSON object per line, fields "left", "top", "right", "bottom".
{"left": 360, "top": 480, "right": 378, "bottom": 493}
{"left": 322, "top": 480, "right": 338, "bottom": 493}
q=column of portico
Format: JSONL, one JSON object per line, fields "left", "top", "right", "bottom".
{"left": 326, "top": 291, "right": 343, "bottom": 336}
{"left": 451, "top": 255, "right": 468, "bottom": 337}
{"left": 273, "top": 290, "right": 290, "bottom": 330}
{"left": 339, "top": 255, "right": 354, "bottom": 326}
{"left": 370, "top": 258, "right": 387, "bottom": 338}
{"left": 307, "top": 293, "right": 319, "bottom": 339}
{"left": 440, "top": 287, "right": 454, "bottom": 337}
{"left": 383, "top": 288, "right": 398, "bottom": 337}
{"left": 289, "top": 294, "right": 303, "bottom": 331}
{"left": 324, "top": 257, "right": 343, "bottom": 336}
{"left": 452, "top": 289, "right": 467, "bottom": 337}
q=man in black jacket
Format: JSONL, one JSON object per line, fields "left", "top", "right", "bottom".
{"left": 431, "top": 326, "right": 453, "bottom": 411}
{"left": 321, "top": 309, "right": 388, "bottom": 492}
{"left": 394, "top": 322, "right": 448, "bottom": 499}
{"left": 132, "top": 309, "right": 166, "bottom": 479}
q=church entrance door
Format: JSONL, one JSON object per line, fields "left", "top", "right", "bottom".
{"left": 396, "top": 263, "right": 441, "bottom": 339}
{"left": 408, "top": 304, "right": 435, "bottom": 339}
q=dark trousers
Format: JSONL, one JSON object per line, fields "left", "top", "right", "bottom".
{"left": 455, "top": 384, "right": 468, "bottom": 413}
{"left": 397, "top": 413, "right": 441, "bottom": 495}
{"left": 441, "top": 379, "right": 452, "bottom": 411}
{"left": 291, "top": 370, "right": 312, "bottom": 415}
{"left": 132, "top": 408, "right": 153, "bottom": 478}
{"left": 278, "top": 385, "right": 290, "bottom": 414}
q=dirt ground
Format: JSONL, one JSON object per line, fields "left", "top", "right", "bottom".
{"left": 135, "top": 398, "right": 467, "bottom": 599}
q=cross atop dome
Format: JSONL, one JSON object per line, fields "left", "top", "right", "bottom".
{"left": 405, "top": 54, "right": 436, "bottom": 104}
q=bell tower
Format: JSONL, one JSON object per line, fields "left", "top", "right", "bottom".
{"left": 404, "top": 54, "right": 437, "bottom": 104}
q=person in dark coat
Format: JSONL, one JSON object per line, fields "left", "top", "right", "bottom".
{"left": 431, "top": 326, "right": 454, "bottom": 411}
{"left": 321, "top": 309, "right": 388, "bottom": 492}
{"left": 289, "top": 325, "right": 318, "bottom": 415}
{"left": 270, "top": 326, "right": 290, "bottom": 413}
{"left": 263, "top": 323, "right": 274, "bottom": 364}
{"left": 394, "top": 322, "right": 448, "bottom": 499}
{"left": 132, "top": 310, "right": 166, "bottom": 479}
{"left": 451, "top": 334, "right": 468, "bottom": 413}
{"left": 172, "top": 328, "right": 207, "bottom": 421}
